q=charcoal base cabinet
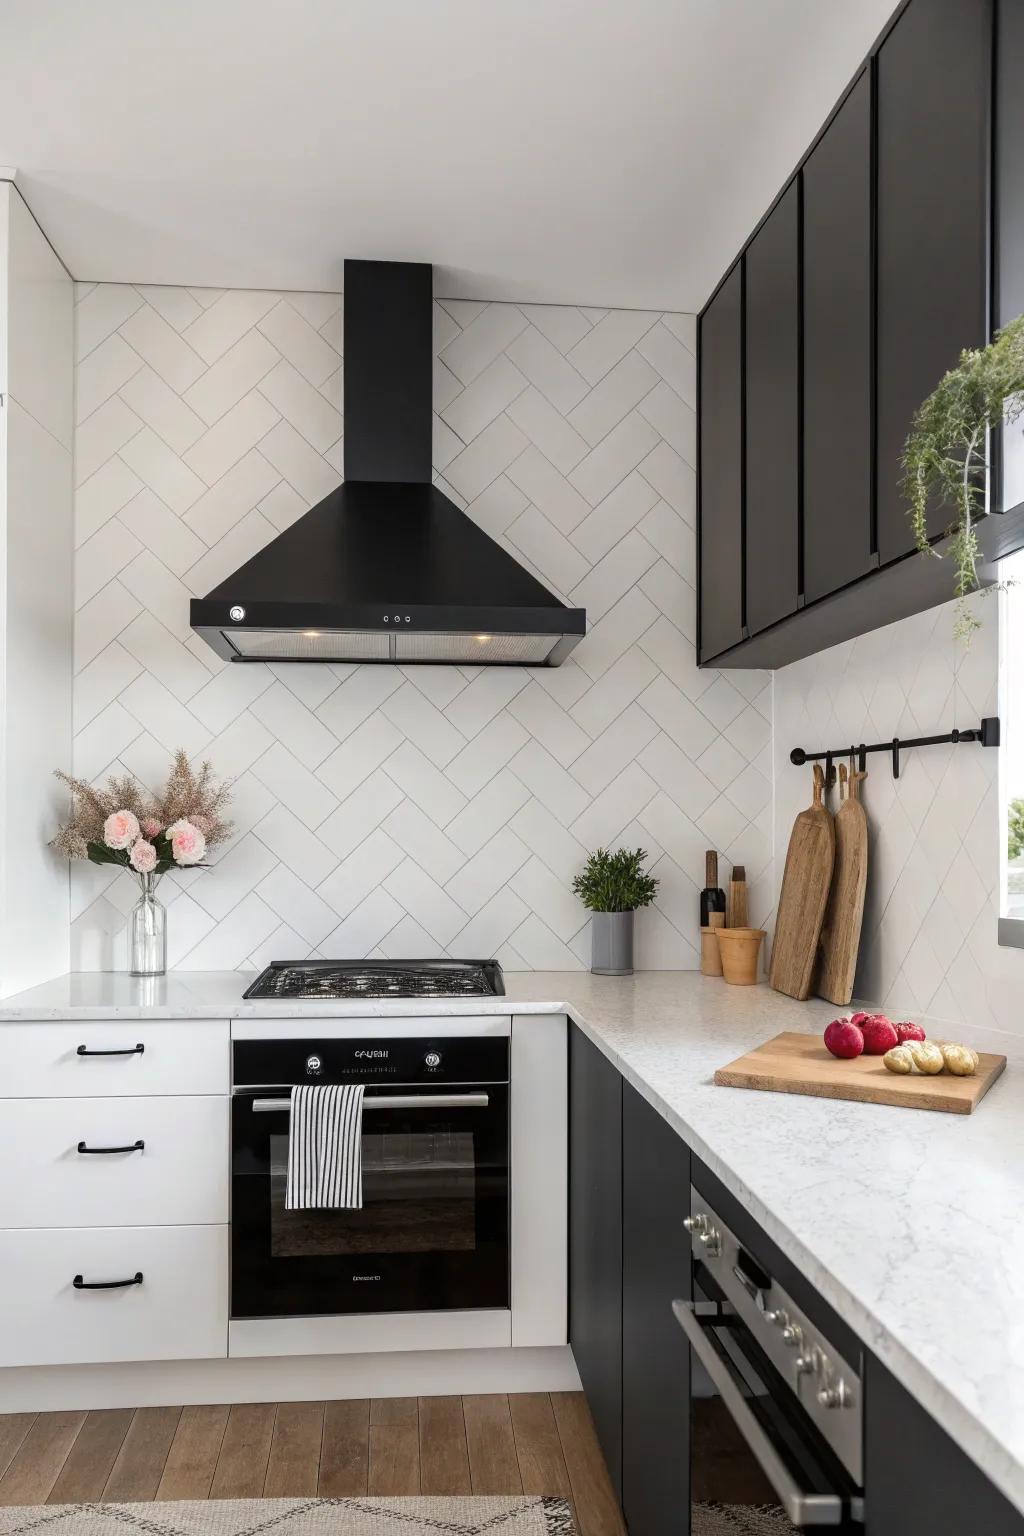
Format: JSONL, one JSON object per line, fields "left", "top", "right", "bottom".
{"left": 865, "top": 1354, "right": 1023, "bottom": 1533}
{"left": 568, "top": 1024, "right": 623, "bottom": 1498}
{"left": 568, "top": 1024, "right": 692, "bottom": 1536}
{"left": 622, "top": 1079, "right": 691, "bottom": 1536}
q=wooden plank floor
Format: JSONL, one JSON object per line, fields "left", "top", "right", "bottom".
{"left": 0, "top": 1394, "right": 626, "bottom": 1536}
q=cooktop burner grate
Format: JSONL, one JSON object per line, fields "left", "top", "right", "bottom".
{"left": 243, "top": 960, "right": 504, "bottom": 1001}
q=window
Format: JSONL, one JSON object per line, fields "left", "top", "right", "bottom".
{"left": 1000, "top": 549, "right": 1024, "bottom": 944}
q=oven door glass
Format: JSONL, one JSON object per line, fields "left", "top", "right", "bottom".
{"left": 231, "top": 1088, "right": 509, "bottom": 1319}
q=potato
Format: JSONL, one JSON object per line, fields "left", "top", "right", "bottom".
{"left": 883, "top": 1045, "right": 915, "bottom": 1075}
{"left": 906, "top": 1040, "right": 945, "bottom": 1075}
{"left": 938, "top": 1043, "right": 978, "bottom": 1077}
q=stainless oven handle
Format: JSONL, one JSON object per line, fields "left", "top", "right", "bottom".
{"left": 671, "top": 1300, "right": 851, "bottom": 1528}
{"left": 251, "top": 1093, "right": 490, "bottom": 1113}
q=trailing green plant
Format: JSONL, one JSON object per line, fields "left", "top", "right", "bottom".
{"left": 1008, "top": 798, "right": 1024, "bottom": 862}
{"left": 572, "top": 847, "right": 659, "bottom": 913}
{"left": 903, "top": 312, "right": 1024, "bottom": 642}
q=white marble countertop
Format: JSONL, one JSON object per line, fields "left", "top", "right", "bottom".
{"left": 2, "top": 968, "right": 1023, "bottom": 1513}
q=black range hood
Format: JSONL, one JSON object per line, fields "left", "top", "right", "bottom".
{"left": 190, "top": 259, "right": 586, "bottom": 666}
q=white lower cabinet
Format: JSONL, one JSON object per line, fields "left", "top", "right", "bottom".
{"left": 0, "top": 1224, "right": 229, "bottom": 1366}
{"left": 0, "top": 1020, "right": 229, "bottom": 1096}
{"left": 0, "top": 1097, "right": 229, "bottom": 1227}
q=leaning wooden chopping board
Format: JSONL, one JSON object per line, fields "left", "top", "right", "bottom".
{"left": 815, "top": 763, "right": 868, "bottom": 1007}
{"left": 715, "top": 1032, "right": 1006, "bottom": 1114}
{"left": 770, "top": 764, "right": 835, "bottom": 1000}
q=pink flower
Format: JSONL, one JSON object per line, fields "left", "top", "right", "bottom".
{"left": 129, "top": 840, "right": 158, "bottom": 874}
{"left": 169, "top": 820, "right": 206, "bottom": 866}
{"left": 103, "top": 810, "right": 140, "bottom": 851}
{"left": 141, "top": 818, "right": 162, "bottom": 839}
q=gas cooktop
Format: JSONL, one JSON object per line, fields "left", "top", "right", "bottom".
{"left": 243, "top": 959, "right": 505, "bottom": 1001}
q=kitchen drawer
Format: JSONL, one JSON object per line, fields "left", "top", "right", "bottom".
{"left": 0, "top": 1020, "right": 229, "bottom": 1096}
{"left": 0, "top": 1225, "right": 228, "bottom": 1366}
{"left": 0, "top": 1097, "right": 228, "bottom": 1227}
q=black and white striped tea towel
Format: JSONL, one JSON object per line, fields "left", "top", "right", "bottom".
{"left": 285, "top": 1084, "right": 365, "bottom": 1210}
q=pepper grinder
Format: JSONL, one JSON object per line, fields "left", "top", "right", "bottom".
{"left": 700, "top": 850, "right": 726, "bottom": 927}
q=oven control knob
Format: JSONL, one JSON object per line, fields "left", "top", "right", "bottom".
{"left": 699, "top": 1226, "right": 722, "bottom": 1258}
{"left": 817, "top": 1377, "right": 852, "bottom": 1410}
{"left": 781, "top": 1323, "right": 803, "bottom": 1347}
{"left": 795, "top": 1354, "right": 815, "bottom": 1376}
{"left": 424, "top": 1051, "right": 441, "bottom": 1068}
{"left": 684, "top": 1214, "right": 707, "bottom": 1235}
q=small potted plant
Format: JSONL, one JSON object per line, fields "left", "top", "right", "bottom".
{"left": 572, "top": 847, "right": 659, "bottom": 976}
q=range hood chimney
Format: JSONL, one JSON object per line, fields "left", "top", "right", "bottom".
{"left": 190, "top": 260, "right": 586, "bottom": 666}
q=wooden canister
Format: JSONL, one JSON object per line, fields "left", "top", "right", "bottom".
{"left": 718, "top": 927, "right": 766, "bottom": 986}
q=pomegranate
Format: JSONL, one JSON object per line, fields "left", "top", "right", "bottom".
{"left": 894, "top": 1020, "right": 927, "bottom": 1044}
{"left": 824, "top": 1018, "right": 865, "bottom": 1059}
{"left": 861, "top": 1016, "right": 899, "bottom": 1055}
{"left": 849, "top": 1012, "right": 871, "bottom": 1028}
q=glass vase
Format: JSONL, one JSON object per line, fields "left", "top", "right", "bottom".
{"left": 129, "top": 873, "right": 167, "bottom": 977}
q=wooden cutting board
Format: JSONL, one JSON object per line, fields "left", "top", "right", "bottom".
{"left": 715, "top": 1032, "right": 1006, "bottom": 1114}
{"left": 770, "top": 764, "right": 835, "bottom": 1000}
{"left": 815, "top": 764, "right": 869, "bottom": 1006}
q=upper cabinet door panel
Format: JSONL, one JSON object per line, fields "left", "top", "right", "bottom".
{"left": 803, "top": 69, "right": 873, "bottom": 604}
{"left": 745, "top": 180, "right": 800, "bottom": 636}
{"left": 876, "top": 0, "right": 991, "bottom": 566}
{"left": 699, "top": 263, "right": 744, "bottom": 661}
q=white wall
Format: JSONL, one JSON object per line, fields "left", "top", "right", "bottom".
{"left": 774, "top": 589, "right": 1024, "bottom": 1035}
{"left": 0, "top": 182, "right": 74, "bottom": 996}
{"left": 70, "top": 283, "right": 772, "bottom": 971}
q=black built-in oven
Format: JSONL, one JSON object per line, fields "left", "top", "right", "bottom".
{"left": 678, "top": 1181, "right": 864, "bottom": 1530}
{"left": 231, "top": 1033, "right": 509, "bottom": 1319}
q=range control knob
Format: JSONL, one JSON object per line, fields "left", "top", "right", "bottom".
{"left": 765, "top": 1307, "right": 789, "bottom": 1328}
{"left": 684, "top": 1213, "right": 708, "bottom": 1237}
{"left": 795, "top": 1354, "right": 815, "bottom": 1376}
{"left": 781, "top": 1322, "right": 803, "bottom": 1348}
{"left": 424, "top": 1051, "right": 441, "bottom": 1069}
{"left": 817, "top": 1377, "right": 852, "bottom": 1410}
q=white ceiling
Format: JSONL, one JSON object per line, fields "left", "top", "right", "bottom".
{"left": 1, "top": 0, "right": 897, "bottom": 311}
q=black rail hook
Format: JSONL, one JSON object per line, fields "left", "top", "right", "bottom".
{"left": 789, "top": 717, "right": 1000, "bottom": 780}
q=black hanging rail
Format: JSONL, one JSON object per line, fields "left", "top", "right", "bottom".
{"left": 790, "top": 717, "right": 1000, "bottom": 780}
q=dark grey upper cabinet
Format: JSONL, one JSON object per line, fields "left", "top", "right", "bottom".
{"left": 803, "top": 68, "right": 873, "bottom": 603}
{"left": 699, "top": 263, "right": 744, "bottom": 661}
{"left": 745, "top": 180, "right": 800, "bottom": 635}
{"left": 568, "top": 1026, "right": 623, "bottom": 1498}
{"left": 875, "top": 0, "right": 991, "bottom": 565}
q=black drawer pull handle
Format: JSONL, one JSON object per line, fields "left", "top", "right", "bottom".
{"left": 77, "top": 1043, "right": 145, "bottom": 1057}
{"left": 77, "top": 1140, "right": 145, "bottom": 1155}
{"left": 73, "top": 1272, "right": 144, "bottom": 1290}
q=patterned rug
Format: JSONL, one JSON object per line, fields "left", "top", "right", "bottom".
{"left": 0, "top": 1498, "right": 574, "bottom": 1536}
{"left": 693, "top": 1506, "right": 795, "bottom": 1534}
{"left": 0, "top": 1498, "right": 793, "bottom": 1536}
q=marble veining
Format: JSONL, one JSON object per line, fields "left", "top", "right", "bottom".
{"left": 1, "top": 969, "right": 1022, "bottom": 1513}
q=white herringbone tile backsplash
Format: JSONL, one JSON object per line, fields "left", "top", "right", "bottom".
{"left": 774, "top": 592, "right": 1024, "bottom": 1037}
{"left": 71, "top": 282, "right": 772, "bottom": 971}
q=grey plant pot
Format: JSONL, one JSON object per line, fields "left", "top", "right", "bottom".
{"left": 591, "top": 910, "right": 634, "bottom": 976}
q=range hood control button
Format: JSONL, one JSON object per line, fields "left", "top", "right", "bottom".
{"left": 229, "top": 606, "right": 245, "bottom": 622}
